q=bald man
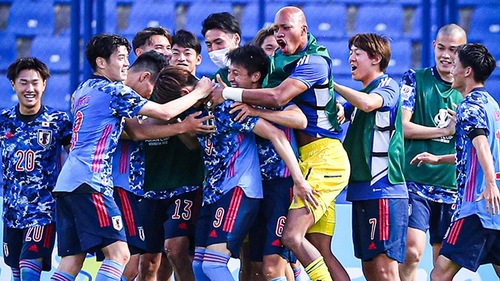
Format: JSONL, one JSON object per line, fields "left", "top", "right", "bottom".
{"left": 398, "top": 24, "right": 467, "bottom": 281}
{"left": 211, "top": 6, "right": 349, "bottom": 281}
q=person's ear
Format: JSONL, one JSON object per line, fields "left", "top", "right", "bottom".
{"left": 251, "top": 71, "right": 262, "bottom": 83}
{"left": 139, "top": 71, "right": 151, "bottom": 82}
{"left": 96, "top": 57, "right": 106, "bottom": 69}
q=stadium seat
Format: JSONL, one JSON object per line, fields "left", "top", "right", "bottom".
{"left": 184, "top": 2, "right": 233, "bottom": 35}
{"left": 301, "top": 4, "right": 346, "bottom": 39}
{"left": 319, "top": 39, "right": 351, "bottom": 76}
{"left": 7, "top": 0, "right": 55, "bottom": 36}
{"left": 468, "top": 7, "right": 500, "bottom": 42}
{"left": 482, "top": 39, "right": 500, "bottom": 77}
{"left": 0, "top": 33, "right": 16, "bottom": 71}
{"left": 120, "top": 2, "right": 175, "bottom": 35}
{"left": 354, "top": 4, "right": 404, "bottom": 39}
{"left": 0, "top": 76, "right": 17, "bottom": 110}
{"left": 31, "top": 35, "right": 70, "bottom": 72}
{"left": 240, "top": 2, "right": 282, "bottom": 40}
{"left": 44, "top": 73, "right": 72, "bottom": 112}
{"left": 387, "top": 39, "right": 412, "bottom": 76}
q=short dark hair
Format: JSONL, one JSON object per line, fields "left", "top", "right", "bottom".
{"left": 201, "top": 12, "right": 241, "bottom": 37}
{"left": 456, "top": 43, "right": 496, "bottom": 84}
{"left": 153, "top": 65, "right": 199, "bottom": 104}
{"left": 348, "top": 33, "right": 391, "bottom": 73}
{"left": 85, "top": 34, "right": 131, "bottom": 71}
{"left": 7, "top": 57, "right": 51, "bottom": 82}
{"left": 129, "top": 51, "right": 169, "bottom": 83}
{"left": 227, "top": 44, "right": 269, "bottom": 84}
{"left": 132, "top": 26, "right": 172, "bottom": 51}
{"left": 172, "top": 29, "right": 202, "bottom": 55}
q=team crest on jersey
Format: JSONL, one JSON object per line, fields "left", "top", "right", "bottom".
{"left": 37, "top": 129, "right": 52, "bottom": 147}
{"left": 112, "top": 216, "right": 123, "bottom": 231}
{"left": 138, "top": 227, "right": 145, "bottom": 241}
{"left": 3, "top": 242, "right": 8, "bottom": 257}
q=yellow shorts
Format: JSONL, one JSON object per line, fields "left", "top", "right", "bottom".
{"left": 289, "top": 138, "right": 350, "bottom": 236}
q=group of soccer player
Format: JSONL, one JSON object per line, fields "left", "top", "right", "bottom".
{"left": 2, "top": 4, "right": 500, "bottom": 281}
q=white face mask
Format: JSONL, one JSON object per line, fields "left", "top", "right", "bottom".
{"left": 209, "top": 47, "right": 231, "bottom": 69}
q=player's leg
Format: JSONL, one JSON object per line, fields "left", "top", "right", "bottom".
{"left": 19, "top": 223, "right": 56, "bottom": 280}
{"left": 164, "top": 236, "right": 193, "bottom": 281}
{"left": 114, "top": 187, "right": 146, "bottom": 281}
{"left": 163, "top": 190, "right": 200, "bottom": 281}
{"left": 430, "top": 255, "right": 460, "bottom": 281}
{"left": 137, "top": 197, "right": 168, "bottom": 281}
{"left": 306, "top": 200, "right": 349, "bottom": 281}
{"left": 399, "top": 191, "right": 430, "bottom": 281}
{"left": 157, "top": 253, "right": 173, "bottom": 281}
{"left": 363, "top": 254, "right": 401, "bottom": 281}
{"left": 203, "top": 187, "right": 260, "bottom": 281}
{"left": 353, "top": 199, "right": 408, "bottom": 281}
{"left": 306, "top": 232, "right": 348, "bottom": 281}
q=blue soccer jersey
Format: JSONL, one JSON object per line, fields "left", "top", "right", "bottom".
{"left": 54, "top": 75, "right": 148, "bottom": 196}
{"left": 288, "top": 54, "right": 343, "bottom": 140}
{"left": 112, "top": 139, "right": 145, "bottom": 196}
{"left": 0, "top": 105, "right": 72, "bottom": 228}
{"left": 455, "top": 88, "right": 500, "bottom": 230}
{"left": 256, "top": 104, "right": 298, "bottom": 181}
{"left": 197, "top": 100, "right": 263, "bottom": 205}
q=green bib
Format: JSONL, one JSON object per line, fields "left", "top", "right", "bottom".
{"left": 343, "top": 76, "right": 405, "bottom": 184}
{"left": 404, "top": 68, "right": 463, "bottom": 189}
{"left": 143, "top": 136, "right": 204, "bottom": 191}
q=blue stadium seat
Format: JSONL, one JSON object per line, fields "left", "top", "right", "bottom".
{"left": 302, "top": 4, "right": 346, "bottom": 39}
{"left": 482, "top": 39, "right": 500, "bottom": 77}
{"left": 0, "top": 33, "right": 16, "bottom": 71}
{"left": 469, "top": 7, "right": 500, "bottom": 42}
{"left": 0, "top": 76, "right": 17, "bottom": 110}
{"left": 31, "top": 36, "right": 70, "bottom": 72}
{"left": 354, "top": 4, "right": 404, "bottom": 39}
{"left": 458, "top": 0, "right": 500, "bottom": 6}
{"left": 44, "top": 73, "right": 72, "bottom": 112}
{"left": 240, "top": 2, "right": 282, "bottom": 40}
{"left": 120, "top": 2, "right": 175, "bottom": 35}
{"left": 184, "top": 2, "right": 233, "bottom": 35}
{"left": 319, "top": 39, "right": 351, "bottom": 76}
{"left": 387, "top": 39, "right": 412, "bottom": 76}
{"left": 7, "top": 1, "right": 55, "bottom": 36}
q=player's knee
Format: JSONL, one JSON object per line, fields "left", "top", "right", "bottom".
{"left": 405, "top": 245, "right": 423, "bottom": 264}
{"left": 164, "top": 239, "right": 188, "bottom": 264}
{"left": 281, "top": 231, "right": 302, "bottom": 251}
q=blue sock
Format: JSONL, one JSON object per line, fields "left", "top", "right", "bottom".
{"left": 193, "top": 248, "right": 211, "bottom": 281}
{"left": 96, "top": 260, "right": 124, "bottom": 281}
{"left": 11, "top": 268, "right": 20, "bottom": 281}
{"left": 202, "top": 249, "right": 233, "bottom": 281}
{"left": 293, "top": 264, "right": 311, "bottom": 281}
{"left": 50, "top": 270, "right": 76, "bottom": 281}
{"left": 20, "top": 259, "right": 42, "bottom": 281}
